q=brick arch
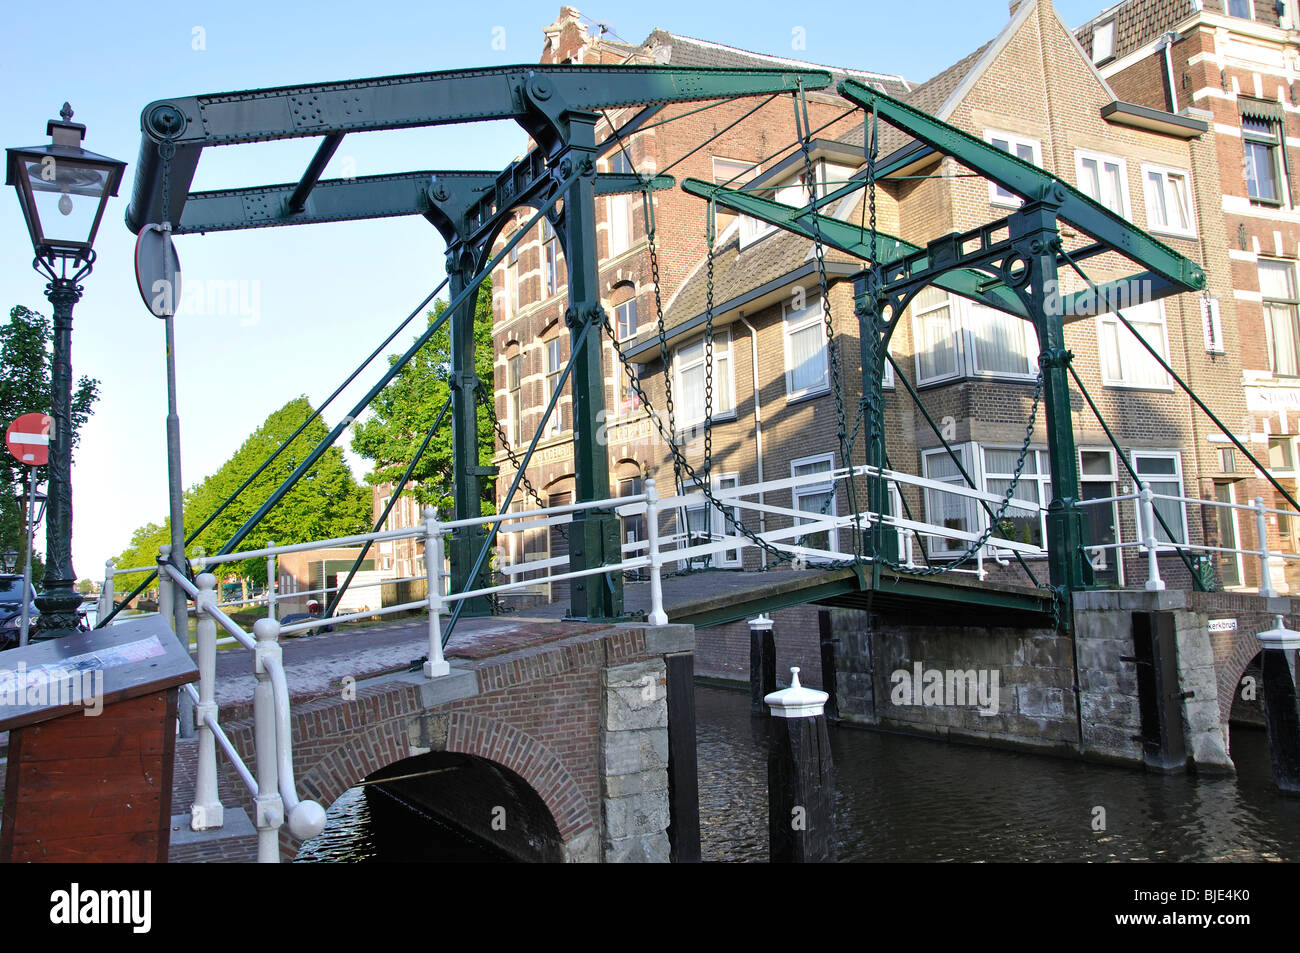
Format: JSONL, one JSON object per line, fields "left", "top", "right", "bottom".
{"left": 445, "top": 712, "right": 595, "bottom": 840}
{"left": 1217, "top": 628, "right": 1266, "bottom": 755}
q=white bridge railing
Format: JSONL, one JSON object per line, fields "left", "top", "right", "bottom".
{"left": 102, "top": 463, "right": 1293, "bottom": 862}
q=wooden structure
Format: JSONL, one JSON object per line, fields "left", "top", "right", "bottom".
{"left": 0, "top": 616, "right": 196, "bottom": 862}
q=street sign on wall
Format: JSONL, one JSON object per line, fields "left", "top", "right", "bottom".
{"left": 5, "top": 413, "right": 52, "bottom": 466}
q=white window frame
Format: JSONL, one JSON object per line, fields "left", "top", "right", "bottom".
{"left": 1074, "top": 149, "right": 1131, "bottom": 219}
{"left": 985, "top": 130, "right": 1042, "bottom": 207}
{"left": 542, "top": 218, "right": 560, "bottom": 298}
{"left": 1260, "top": 258, "right": 1300, "bottom": 377}
{"left": 545, "top": 337, "right": 563, "bottom": 436}
{"left": 783, "top": 299, "right": 831, "bottom": 401}
{"left": 1097, "top": 299, "right": 1174, "bottom": 390}
{"left": 1092, "top": 18, "right": 1115, "bottom": 64}
{"left": 672, "top": 327, "right": 736, "bottom": 431}
{"left": 506, "top": 242, "right": 521, "bottom": 317}
{"left": 912, "top": 288, "right": 962, "bottom": 385}
{"left": 921, "top": 444, "right": 978, "bottom": 558}
{"left": 507, "top": 352, "right": 524, "bottom": 445}
{"left": 1226, "top": 0, "right": 1253, "bottom": 19}
{"left": 964, "top": 299, "right": 1039, "bottom": 379}
{"left": 615, "top": 297, "right": 638, "bottom": 342}
{"left": 981, "top": 446, "right": 1051, "bottom": 551}
{"left": 1141, "top": 163, "right": 1197, "bottom": 239}
{"left": 1079, "top": 448, "right": 1124, "bottom": 584}
{"left": 1131, "top": 450, "right": 1189, "bottom": 550}
{"left": 790, "top": 453, "right": 839, "bottom": 562}
{"left": 607, "top": 152, "right": 635, "bottom": 257}
{"left": 677, "top": 472, "right": 743, "bottom": 570}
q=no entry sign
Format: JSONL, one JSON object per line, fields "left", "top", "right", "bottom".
{"left": 5, "top": 413, "right": 52, "bottom": 466}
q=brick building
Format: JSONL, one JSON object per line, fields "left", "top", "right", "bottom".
{"left": 1077, "top": 0, "right": 1300, "bottom": 591}
{"left": 480, "top": 2, "right": 1289, "bottom": 679}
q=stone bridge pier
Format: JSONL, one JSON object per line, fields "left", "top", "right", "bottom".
{"left": 170, "top": 621, "right": 699, "bottom": 863}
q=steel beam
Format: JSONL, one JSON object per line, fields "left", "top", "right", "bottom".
{"left": 127, "top": 65, "right": 830, "bottom": 232}
{"left": 288, "top": 132, "right": 344, "bottom": 213}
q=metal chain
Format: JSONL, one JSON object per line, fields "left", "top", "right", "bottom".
{"left": 703, "top": 198, "right": 716, "bottom": 479}
{"left": 477, "top": 383, "right": 567, "bottom": 542}
{"left": 643, "top": 184, "right": 685, "bottom": 499}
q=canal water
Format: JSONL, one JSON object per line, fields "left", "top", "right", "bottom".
{"left": 295, "top": 684, "right": 1300, "bottom": 863}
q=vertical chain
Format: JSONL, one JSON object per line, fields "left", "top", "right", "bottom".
{"left": 645, "top": 185, "right": 685, "bottom": 498}
{"left": 703, "top": 197, "right": 716, "bottom": 481}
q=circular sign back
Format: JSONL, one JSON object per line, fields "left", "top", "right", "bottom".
{"left": 134, "top": 223, "right": 183, "bottom": 318}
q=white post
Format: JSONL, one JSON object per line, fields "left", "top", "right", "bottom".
{"left": 157, "top": 545, "right": 175, "bottom": 632}
{"left": 1257, "top": 497, "right": 1279, "bottom": 598}
{"left": 423, "top": 507, "right": 450, "bottom": 678}
{"left": 266, "top": 543, "right": 277, "bottom": 621}
{"left": 977, "top": 545, "right": 986, "bottom": 580}
{"left": 252, "top": 617, "right": 285, "bottom": 863}
{"left": 1140, "top": 484, "right": 1165, "bottom": 592}
{"left": 191, "top": 572, "right": 224, "bottom": 830}
{"left": 645, "top": 478, "right": 668, "bottom": 626}
{"left": 99, "top": 559, "right": 115, "bottom": 623}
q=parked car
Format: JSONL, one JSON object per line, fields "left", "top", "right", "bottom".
{"left": 277, "top": 603, "right": 333, "bottom": 638}
{"left": 0, "top": 574, "right": 38, "bottom": 650}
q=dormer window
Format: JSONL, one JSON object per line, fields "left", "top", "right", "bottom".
{"left": 1092, "top": 19, "right": 1115, "bottom": 63}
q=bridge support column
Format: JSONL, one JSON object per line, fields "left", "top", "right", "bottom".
{"left": 749, "top": 614, "right": 776, "bottom": 715}
{"left": 856, "top": 276, "right": 897, "bottom": 565}
{"left": 1258, "top": 620, "right": 1300, "bottom": 794}
{"left": 766, "top": 667, "right": 836, "bottom": 863}
{"left": 447, "top": 250, "right": 493, "bottom": 617}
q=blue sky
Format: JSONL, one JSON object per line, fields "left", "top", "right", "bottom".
{"left": 0, "top": 0, "right": 1108, "bottom": 578}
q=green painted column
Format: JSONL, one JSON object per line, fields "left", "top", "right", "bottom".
{"left": 855, "top": 273, "right": 897, "bottom": 565}
{"left": 1020, "top": 200, "right": 1092, "bottom": 597}
{"left": 447, "top": 246, "right": 493, "bottom": 616}
{"left": 560, "top": 111, "right": 622, "bottom": 621}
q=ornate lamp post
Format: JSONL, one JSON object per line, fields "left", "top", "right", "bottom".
{"left": 6, "top": 104, "right": 126, "bottom": 639}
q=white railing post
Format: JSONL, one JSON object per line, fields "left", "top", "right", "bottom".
{"left": 1140, "top": 484, "right": 1165, "bottom": 592}
{"left": 252, "top": 617, "right": 286, "bottom": 863}
{"left": 1256, "top": 497, "right": 1279, "bottom": 597}
{"left": 904, "top": 530, "right": 916, "bottom": 569}
{"left": 266, "top": 543, "right": 277, "bottom": 621}
{"left": 645, "top": 478, "right": 668, "bottom": 626}
{"left": 423, "top": 507, "right": 450, "bottom": 678}
{"left": 99, "top": 559, "right": 115, "bottom": 623}
{"left": 157, "top": 545, "right": 175, "bottom": 632}
{"left": 191, "top": 572, "right": 224, "bottom": 830}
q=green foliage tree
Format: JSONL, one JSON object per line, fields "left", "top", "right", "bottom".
{"left": 0, "top": 305, "right": 98, "bottom": 580}
{"left": 351, "top": 282, "right": 497, "bottom": 517}
{"left": 112, "top": 396, "right": 370, "bottom": 593}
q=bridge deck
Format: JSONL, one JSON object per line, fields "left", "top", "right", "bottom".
{"left": 522, "top": 565, "right": 1055, "bottom": 628}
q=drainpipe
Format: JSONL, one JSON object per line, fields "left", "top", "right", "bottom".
{"left": 1159, "top": 31, "right": 1180, "bottom": 114}
{"left": 739, "top": 314, "right": 768, "bottom": 568}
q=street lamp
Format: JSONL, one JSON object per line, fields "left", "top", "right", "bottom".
{"left": 6, "top": 104, "right": 126, "bottom": 639}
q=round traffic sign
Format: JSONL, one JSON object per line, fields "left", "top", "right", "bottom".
{"left": 135, "top": 222, "right": 182, "bottom": 318}
{"left": 5, "top": 413, "right": 52, "bottom": 466}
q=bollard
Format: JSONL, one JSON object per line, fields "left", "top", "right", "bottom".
{"left": 748, "top": 614, "right": 776, "bottom": 715}
{"left": 266, "top": 544, "right": 277, "bottom": 621}
{"left": 423, "top": 507, "right": 450, "bottom": 678}
{"left": 1257, "top": 617, "right": 1300, "bottom": 794}
{"left": 765, "top": 667, "right": 836, "bottom": 862}
{"left": 191, "top": 573, "right": 224, "bottom": 830}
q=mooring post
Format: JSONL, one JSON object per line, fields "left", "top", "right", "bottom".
{"left": 1257, "top": 617, "right": 1300, "bottom": 794}
{"left": 748, "top": 613, "right": 776, "bottom": 715}
{"left": 766, "top": 667, "right": 836, "bottom": 863}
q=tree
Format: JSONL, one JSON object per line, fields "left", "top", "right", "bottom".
{"left": 0, "top": 305, "right": 98, "bottom": 579}
{"left": 112, "top": 397, "right": 370, "bottom": 593}
{"left": 351, "top": 280, "right": 497, "bottom": 517}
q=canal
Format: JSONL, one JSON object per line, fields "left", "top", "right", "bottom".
{"left": 295, "top": 684, "right": 1300, "bottom": 863}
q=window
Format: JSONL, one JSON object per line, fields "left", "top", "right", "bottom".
{"left": 615, "top": 364, "right": 642, "bottom": 416}
{"left": 791, "top": 455, "right": 838, "bottom": 559}
{"left": 784, "top": 299, "right": 830, "bottom": 399}
{"left": 542, "top": 218, "right": 561, "bottom": 297}
{"left": 713, "top": 157, "right": 759, "bottom": 233}
{"left": 1098, "top": 300, "right": 1173, "bottom": 388}
{"left": 507, "top": 353, "right": 523, "bottom": 445}
{"left": 1092, "top": 19, "right": 1115, "bottom": 63}
{"left": 545, "top": 338, "right": 563, "bottom": 436}
{"left": 673, "top": 327, "right": 735, "bottom": 429}
{"left": 1132, "top": 451, "right": 1187, "bottom": 547}
{"left": 506, "top": 241, "right": 521, "bottom": 317}
{"left": 618, "top": 474, "right": 646, "bottom": 565}
{"left": 1268, "top": 436, "right": 1295, "bottom": 471}
{"left": 615, "top": 298, "right": 638, "bottom": 341}
{"left": 986, "top": 131, "right": 1041, "bottom": 206}
{"left": 607, "top": 152, "right": 635, "bottom": 257}
{"left": 922, "top": 446, "right": 977, "bottom": 557}
{"left": 679, "top": 473, "right": 742, "bottom": 569}
{"left": 912, "top": 285, "right": 960, "bottom": 384}
{"left": 967, "top": 302, "right": 1039, "bottom": 377}
{"left": 1076, "top": 150, "right": 1130, "bottom": 218}
{"left": 1141, "top": 164, "right": 1195, "bottom": 237}
{"left": 1228, "top": 0, "right": 1252, "bottom": 18}
{"left": 1260, "top": 259, "right": 1300, "bottom": 376}
{"left": 1243, "top": 117, "right": 1284, "bottom": 205}
{"left": 983, "top": 447, "right": 1051, "bottom": 548}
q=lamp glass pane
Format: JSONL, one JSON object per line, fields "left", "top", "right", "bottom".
{"left": 23, "top": 157, "right": 108, "bottom": 246}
